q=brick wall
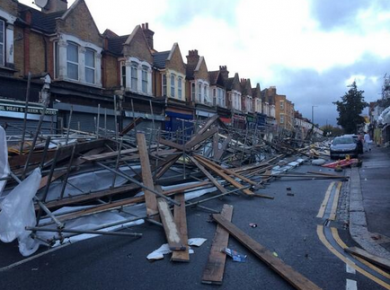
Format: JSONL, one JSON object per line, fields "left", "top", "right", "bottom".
{"left": 56, "top": 1, "right": 103, "bottom": 47}
{"left": 122, "top": 27, "right": 153, "bottom": 64}
{"left": 194, "top": 59, "right": 209, "bottom": 81}
{"left": 29, "top": 32, "right": 46, "bottom": 75}
{"left": 104, "top": 54, "right": 119, "bottom": 88}
{"left": 0, "top": 0, "right": 17, "bottom": 16}
{"left": 166, "top": 44, "right": 186, "bottom": 75}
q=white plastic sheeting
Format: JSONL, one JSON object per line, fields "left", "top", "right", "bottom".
{"left": 379, "top": 106, "right": 390, "bottom": 125}
{"left": 147, "top": 238, "right": 207, "bottom": 261}
{"left": 0, "top": 168, "right": 42, "bottom": 256}
{"left": 0, "top": 126, "right": 10, "bottom": 195}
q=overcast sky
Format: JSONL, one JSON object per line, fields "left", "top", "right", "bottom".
{"left": 21, "top": 0, "right": 390, "bottom": 126}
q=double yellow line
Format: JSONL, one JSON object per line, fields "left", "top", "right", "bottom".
{"left": 317, "top": 182, "right": 342, "bottom": 220}
{"left": 316, "top": 181, "right": 390, "bottom": 289}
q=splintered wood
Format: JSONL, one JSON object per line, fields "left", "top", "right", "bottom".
{"left": 171, "top": 193, "right": 190, "bottom": 262}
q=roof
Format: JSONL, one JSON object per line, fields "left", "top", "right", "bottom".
{"left": 225, "top": 77, "right": 234, "bottom": 90}
{"left": 18, "top": 3, "right": 66, "bottom": 34}
{"left": 209, "top": 71, "right": 219, "bottom": 85}
{"left": 153, "top": 51, "right": 170, "bottom": 69}
{"left": 106, "top": 35, "right": 129, "bottom": 55}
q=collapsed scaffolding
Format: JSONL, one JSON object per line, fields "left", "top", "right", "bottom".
{"left": 0, "top": 92, "right": 342, "bottom": 289}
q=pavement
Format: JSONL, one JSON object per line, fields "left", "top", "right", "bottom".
{"left": 348, "top": 145, "right": 390, "bottom": 259}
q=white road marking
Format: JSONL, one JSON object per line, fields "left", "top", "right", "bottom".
{"left": 0, "top": 243, "right": 70, "bottom": 272}
{"left": 346, "top": 279, "right": 357, "bottom": 290}
{"left": 346, "top": 259, "right": 356, "bottom": 274}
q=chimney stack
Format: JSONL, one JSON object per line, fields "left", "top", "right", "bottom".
{"left": 141, "top": 23, "right": 154, "bottom": 50}
{"left": 186, "top": 50, "right": 200, "bottom": 67}
{"left": 43, "top": 0, "right": 68, "bottom": 13}
{"left": 219, "top": 65, "right": 229, "bottom": 81}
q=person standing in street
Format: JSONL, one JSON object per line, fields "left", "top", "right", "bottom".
{"left": 364, "top": 132, "right": 371, "bottom": 152}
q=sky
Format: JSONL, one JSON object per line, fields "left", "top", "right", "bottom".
{"left": 20, "top": 0, "right": 390, "bottom": 126}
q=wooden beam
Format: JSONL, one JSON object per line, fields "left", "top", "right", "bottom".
{"left": 188, "top": 156, "right": 227, "bottom": 194}
{"left": 119, "top": 117, "right": 143, "bottom": 136}
{"left": 154, "top": 154, "right": 182, "bottom": 180}
{"left": 214, "top": 135, "right": 231, "bottom": 161}
{"left": 185, "top": 114, "right": 219, "bottom": 147}
{"left": 345, "top": 247, "right": 390, "bottom": 271}
{"left": 185, "top": 127, "right": 218, "bottom": 150}
{"left": 194, "top": 156, "right": 254, "bottom": 196}
{"left": 196, "top": 155, "right": 258, "bottom": 187}
{"left": 171, "top": 193, "right": 190, "bottom": 262}
{"left": 212, "top": 214, "right": 322, "bottom": 290}
{"left": 159, "top": 138, "right": 184, "bottom": 151}
{"left": 80, "top": 148, "right": 138, "bottom": 162}
{"left": 157, "top": 197, "right": 185, "bottom": 251}
{"left": 202, "top": 204, "right": 234, "bottom": 285}
{"left": 137, "top": 133, "right": 158, "bottom": 218}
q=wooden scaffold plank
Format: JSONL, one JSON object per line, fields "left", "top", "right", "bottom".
{"left": 171, "top": 193, "right": 190, "bottom": 262}
{"left": 202, "top": 204, "right": 234, "bottom": 285}
{"left": 212, "top": 214, "right": 322, "bottom": 290}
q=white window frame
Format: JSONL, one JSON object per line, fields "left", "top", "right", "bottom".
{"left": 131, "top": 61, "right": 138, "bottom": 91}
{"left": 163, "top": 74, "right": 167, "bottom": 96}
{"left": 198, "top": 83, "right": 202, "bottom": 103}
{"left": 85, "top": 48, "right": 95, "bottom": 84}
{"left": 280, "top": 115, "right": 284, "bottom": 124}
{"left": 121, "top": 61, "right": 126, "bottom": 88}
{"left": 142, "top": 65, "right": 148, "bottom": 94}
{"left": 0, "top": 19, "right": 4, "bottom": 67}
{"left": 53, "top": 34, "right": 102, "bottom": 87}
{"left": 171, "top": 73, "right": 175, "bottom": 98}
{"left": 66, "top": 42, "right": 79, "bottom": 81}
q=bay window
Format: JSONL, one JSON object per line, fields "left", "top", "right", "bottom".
{"left": 163, "top": 74, "right": 167, "bottom": 96}
{"left": 121, "top": 62, "right": 126, "bottom": 88}
{"left": 85, "top": 48, "right": 95, "bottom": 84}
{"left": 131, "top": 62, "right": 138, "bottom": 90}
{"left": 142, "top": 65, "right": 148, "bottom": 93}
{"left": 67, "top": 42, "right": 79, "bottom": 80}
{"left": 198, "top": 83, "right": 201, "bottom": 102}
{"left": 171, "top": 74, "right": 175, "bottom": 97}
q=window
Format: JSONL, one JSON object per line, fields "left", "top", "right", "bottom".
{"left": 163, "top": 74, "right": 167, "bottom": 96}
{"left": 178, "top": 77, "right": 182, "bottom": 99}
{"left": 131, "top": 62, "right": 138, "bottom": 90}
{"left": 142, "top": 65, "right": 148, "bottom": 93}
{"left": 280, "top": 101, "right": 284, "bottom": 110}
{"left": 171, "top": 74, "right": 175, "bottom": 97}
{"left": 67, "top": 42, "right": 79, "bottom": 80}
{"left": 0, "top": 20, "right": 4, "bottom": 66}
{"left": 217, "top": 88, "right": 223, "bottom": 106}
{"left": 204, "top": 85, "right": 208, "bottom": 103}
{"left": 280, "top": 115, "right": 284, "bottom": 124}
{"left": 85, "top": 49, "right": 95, "bottom": 84}
{"left": 121, "top": 63, "right": 126, "bottom": 88}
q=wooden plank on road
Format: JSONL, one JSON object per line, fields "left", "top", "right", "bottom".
{"left": 171, "top": 193, "right": 190, "bottom": 262}
{"left": 195, "top": 155, "right": 254, "bottom": 196}
{"left": 202, "top": 204, "right": 233, "bottom": 285}
{"left": 212, "top": 214, "right": 322, "bottom": 290}
{"left": 137, "top": 133, "right": 158, "bottom": 218}
{"left": 157, "top": 197, "right": 185, "bottom": 251}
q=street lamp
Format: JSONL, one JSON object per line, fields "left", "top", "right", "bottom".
{"left": 312, "top": 105, "right": 318, "bottom": 125}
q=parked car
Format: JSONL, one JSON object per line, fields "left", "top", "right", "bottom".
{"left": 330, "top": 135, "right": 360, "bottom": 159}
{"left": 344, "top": 134, "right": 363, "bottom": 154}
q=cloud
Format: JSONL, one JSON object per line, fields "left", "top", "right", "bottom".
{"left": 157, "top": 0, "right": 240, "bottom": 27}
{"left": 270, "top": 53, "right": 390, "bottom": 126}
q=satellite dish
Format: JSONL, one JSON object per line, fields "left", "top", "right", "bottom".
{"left": 35, "top": 0, "right": 49, "bottom": 9}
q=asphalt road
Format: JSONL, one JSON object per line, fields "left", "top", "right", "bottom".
{"left": 0, "top": 160, "right": 387, "bottom": 290}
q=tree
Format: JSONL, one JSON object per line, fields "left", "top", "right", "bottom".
{"left": 333, "top": 82, "right": 368, "bottom": 134}
{"left": 320, "top": 125, "right": 344, "bottom": 137}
